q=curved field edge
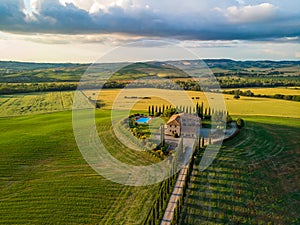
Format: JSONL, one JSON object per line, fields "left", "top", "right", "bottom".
{"left": 180, "top": 116, "right": 300, "bottom": 224}
{"left": 0, "top": 110, "right": 160, "bottom": 224}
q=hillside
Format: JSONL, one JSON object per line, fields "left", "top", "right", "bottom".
{"left": 0, "top": 59, "right": 299, "bottom": 83}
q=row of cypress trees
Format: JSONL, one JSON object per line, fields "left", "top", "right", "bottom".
{"left": 148, "top": 103, "right": 228, "bottom": 120}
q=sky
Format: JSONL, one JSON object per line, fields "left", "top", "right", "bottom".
{"left": 0, "top": 0, "right": 299, "bottom": 63}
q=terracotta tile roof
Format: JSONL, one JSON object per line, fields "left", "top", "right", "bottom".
{"left": 166, "top": 113, "right": 183, "bottom": 125}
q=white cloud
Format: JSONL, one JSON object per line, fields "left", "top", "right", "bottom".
{"left": 224, "top": 3, "right": 277, "bottom": 23}
{"left": 296, "top": 52, "right": 300, "bottom": 58}
{"left": 22, "top": 0, "right": 41, "bottom": 20}
{"left": 89, "top": 2, "right": 106, "bottom": 14}
{"left": 58, "top": 0, "right": 145, "bottom": 14}
{"left": 59, "top": 0, "right": 95, "bottom": 11}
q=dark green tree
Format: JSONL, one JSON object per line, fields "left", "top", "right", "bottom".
{"left": 236, "top": 118, "right": 245, "bottom": 128}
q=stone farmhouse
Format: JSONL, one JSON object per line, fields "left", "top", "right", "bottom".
{"left": 165, "top": 113, "right": 201, "bottom": 137}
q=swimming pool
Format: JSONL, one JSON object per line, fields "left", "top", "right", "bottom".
{"left": 136, "top": 117, "right": 151, "bottom": 123}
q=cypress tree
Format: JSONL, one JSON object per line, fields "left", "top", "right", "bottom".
{"left": 152, "top": 208, "right": 155, "bottom": 223}
{"left": 166, "top": 178, "right": 170, "bottom": 196}
{"left": 156, "top": 201, "right": 159, "bottom": 219}
{"left": 151, "top": 105, "right": 154, "bottom": 115}
{"left": 160, "top": 191, "right": 164, "bottom": 210}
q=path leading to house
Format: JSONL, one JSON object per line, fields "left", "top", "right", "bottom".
{"left": 160, "top": 122, "right": 238, "bottom": 225}
{"left": 160, "top": 165, "right": 188, "bottom": 225}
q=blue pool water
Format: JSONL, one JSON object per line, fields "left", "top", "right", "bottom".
{"left": 136, "top": 117, "right": 151, "bottom": 123}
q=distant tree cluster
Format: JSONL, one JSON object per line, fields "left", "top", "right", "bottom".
{"left": 0, "top": 83, "right": 78, "bottom": 94}
{"left": 218, "top": 76, "right": 300, "bottom": 89}
{"left": 223, "top": 89, "right": 300, "bottom": 102}
{"left": 2, "top": 76, "right": 300, "bottom": 95}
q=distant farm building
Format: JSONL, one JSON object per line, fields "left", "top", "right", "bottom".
{"left": 165, "top": 113, "right": 201, "bottom": 137}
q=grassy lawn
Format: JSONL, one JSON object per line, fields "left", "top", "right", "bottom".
{"left": 0, "top": 110, "right": 160, "bottom": 224}
{"left": 180, "top": 116, "right": 300, "bottom": 224}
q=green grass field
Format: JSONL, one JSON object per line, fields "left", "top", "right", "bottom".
{"left": 0, "top": 91, "right": 74, "bottom": 117}
{"left": 180, "top": 116, "right": 300, "bottom": 224}
{"left": 0, "top": 110, "right": 161, "bottom": 224}
{"left": 0, "top": 91, "right": 94, "bottom": 117}
{"left": 0, "top": 88, "right": 299, "bottom": 224}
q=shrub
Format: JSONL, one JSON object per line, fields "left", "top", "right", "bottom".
{"left": 236, "top": 118, "right": 245, "bottom": 128}
{"left": 233, "top": 94, "right": 240, "bottom": 99}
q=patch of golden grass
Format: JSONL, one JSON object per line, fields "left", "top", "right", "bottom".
{"left": 84, "top": 89, "right": 300, "bottom": 118}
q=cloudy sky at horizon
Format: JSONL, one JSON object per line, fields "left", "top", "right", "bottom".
{"left": 0, "top": 0, "right": 299, "bottom": 62}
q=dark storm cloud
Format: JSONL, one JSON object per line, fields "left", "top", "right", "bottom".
{"left": 0, "top": 0, "right": 299, "bottom": 41}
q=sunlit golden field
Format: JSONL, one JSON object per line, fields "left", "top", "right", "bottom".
{"left": 84, "top": 88, "right": 300, "bottom": 118}
{"left": 0, "top": 88, "right": 299, "bottom": 118}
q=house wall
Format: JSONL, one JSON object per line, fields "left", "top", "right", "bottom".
{"left": 165, "top": 122, "right": 180, "bottom": 136}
